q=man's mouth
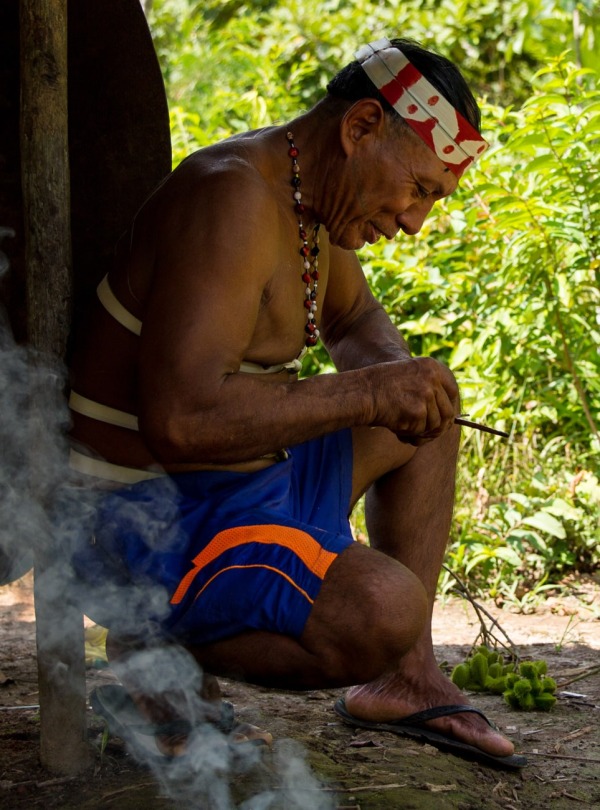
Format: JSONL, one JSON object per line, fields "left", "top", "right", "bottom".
{"left": 367, "top": 222, "right": 383, "bottom": 243}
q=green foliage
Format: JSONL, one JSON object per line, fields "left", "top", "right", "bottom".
{"left": 145, "top": 1, "right": 600, "bottom": 595}
{"left": 451, "top": 645, "right": 557, "bottom": 710}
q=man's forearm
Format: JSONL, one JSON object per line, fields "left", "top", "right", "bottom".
{"left": 326, "top": 304, "right": 412, "bottom": 372}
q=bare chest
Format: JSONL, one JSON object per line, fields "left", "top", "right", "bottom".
{"left": 252, "top": 226, "right": 330, "bottom": 360}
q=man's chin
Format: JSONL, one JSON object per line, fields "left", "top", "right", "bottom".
{"left": 331, "top": 231, "right": 369, "bottom": 251}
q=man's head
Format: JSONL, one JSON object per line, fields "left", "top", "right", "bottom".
{"left": 315, "top": 38, "right": 485, "bottom": 249}
{"left": 327, "top": 38, "right": 486, "bottom": 177}
{"left": 328, "top": 37, "right": 481, "bottom": 131}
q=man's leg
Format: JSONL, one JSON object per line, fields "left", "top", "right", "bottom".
{"left": 188, "top": 541, "right": 428, "bottom": 687}
{"left": 105, "top": 541, "right": 431, "bottom": 755}
{"left": 343, "top": 424, "right": 515, "bottom": 757}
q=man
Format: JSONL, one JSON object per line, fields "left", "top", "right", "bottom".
{"left": 68, "top": 37, "right": 525, "bottom": 768}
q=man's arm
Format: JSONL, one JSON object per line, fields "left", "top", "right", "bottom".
{"left": 136, "top": 163, "right": 457, "bottom": 465}
{"left": 322, "top": 243, "right": 413, "bottom": 372}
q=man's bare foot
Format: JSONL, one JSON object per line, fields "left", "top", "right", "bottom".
{"left": 344, "top": 661, "right": 515, "bottom": 758}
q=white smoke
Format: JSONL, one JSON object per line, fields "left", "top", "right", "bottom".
{"left": 111, "top": 646, "right": 334, "bottom": 809}
{"left": 0, "top": 226, "right": 70, "bottom": 582}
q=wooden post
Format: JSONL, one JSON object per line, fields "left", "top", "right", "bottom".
{"left": 20, "top": 0, "right": 89, "bottom": 774}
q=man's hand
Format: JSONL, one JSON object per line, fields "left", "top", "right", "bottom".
{"left": 367, "top": 357, "right": 459, "bottom": 445}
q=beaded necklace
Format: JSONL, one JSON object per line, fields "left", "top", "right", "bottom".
{"left": 286, "top": 131, "right": 321, "bottom": 348}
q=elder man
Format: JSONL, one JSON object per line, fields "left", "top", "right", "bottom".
{"left": 68, "top": 37, "right": 525, "bottom": 768}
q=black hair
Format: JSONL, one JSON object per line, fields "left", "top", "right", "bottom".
{"left": 326, "top": 38, "right": 481, "bottom": 132}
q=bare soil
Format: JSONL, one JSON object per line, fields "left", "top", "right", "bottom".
{"left": 1, "top": 572, "right": 599, "bottom": 809}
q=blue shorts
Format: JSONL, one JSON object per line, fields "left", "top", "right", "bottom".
{"left": 72, "top": 430, "right": 356, "bottom": 645}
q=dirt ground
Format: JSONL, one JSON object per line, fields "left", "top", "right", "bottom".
{"left": 1, "top": 572, "right": 598, "bottom": 810}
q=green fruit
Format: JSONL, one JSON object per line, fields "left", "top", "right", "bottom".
{"left": 470, "top": 652, "right": 489, "bottom": 686}
{"left": 503, "top": 690, "right": 521, "bottom": 710}
{"left": 529, "top": 675, "right": 542, "bottom": 695}
{"left": 451, "top": 663, "right": 471, "bottom": 689}
{"left": 519, "top": 692, "right": 537, "bottom": 711}
{"left": 488, "top": 662, "right": 503, "bottom": 678}
{"left": 513, "top": 678, "right": 532, "bottom": 699}
{"left": 520, "top": 662, "right": 536, "bottom": 679}
{"left": 534, "top": 693, "right": 557, "bottom": 711}
{"left": 541, "top": 677, "right": 557, "bottom": 694}
{"left": 534, "top": 660, "right": 548, "bottom": 676}
{"left": 485, "top": 676, "right": 508, "bottom": 695}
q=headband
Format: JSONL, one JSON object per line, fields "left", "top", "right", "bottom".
{"left": 354, "top": 38, "right": 488, "bottom": 177}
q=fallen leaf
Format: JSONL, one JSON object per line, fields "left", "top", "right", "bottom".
{"left": 423, "top": 783, "right": 457, "bottom": 792}
{"left": 348, "top": 739, "right": 382, "bottom": 749}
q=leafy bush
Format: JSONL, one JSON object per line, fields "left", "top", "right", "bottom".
{"left": 145, "top": 1, "right": 600, "bottom": 595}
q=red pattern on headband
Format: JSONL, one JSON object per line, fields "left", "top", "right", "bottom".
{"left": 354, "top": 39, "right": 488, "bottom": 177}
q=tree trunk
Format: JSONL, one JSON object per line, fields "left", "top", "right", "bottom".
{"left": 20, "top": 0, "right": 88, "bottom": 775}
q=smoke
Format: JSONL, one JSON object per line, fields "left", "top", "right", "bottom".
{"left": 108, "top": 646, "right": 334, "bottom": 809}
{"left": 0, "top": 226, "right": 70, "bottom": 583}
{"left": 0, "top": 227, "right": 335, "bottom": 808}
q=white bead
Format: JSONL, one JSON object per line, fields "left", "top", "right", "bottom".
{"left": 310, "top": 303, "right": 317, "bottom": 312}
{"left": 294, "top": 191, "right": 302, "bottom": 201}
{"left": 305, "top": 287, "right": 311, "bottom": 296}
{"left": 304, "top": 260, "right": 310, "bottom": 269}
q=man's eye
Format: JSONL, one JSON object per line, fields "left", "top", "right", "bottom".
{"left": 417, "top": 185, "right": 431, "bottom": 199}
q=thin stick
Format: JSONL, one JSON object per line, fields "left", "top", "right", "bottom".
{"left": 523, "top": 752, "right": 600, "bottom": 763}
{"left": 455, "top": 417, "right": 509, "bottom": 438}
{"left": 556, "top": 664, "right": 600, "bottom": 688}
{"left": 442, "top": 565, "right": 521, "bottom": 660}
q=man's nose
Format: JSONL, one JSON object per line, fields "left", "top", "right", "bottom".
{"left": 397, "top": 199, "right": 435, "bottom": 235}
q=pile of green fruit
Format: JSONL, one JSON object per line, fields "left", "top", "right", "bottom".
{"left": 451, "top": 645, "right": 557, "bottom": 711}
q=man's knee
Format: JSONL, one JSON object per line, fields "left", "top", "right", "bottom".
{"left": 303, "top": 545, "right": 428, "bottom": 684}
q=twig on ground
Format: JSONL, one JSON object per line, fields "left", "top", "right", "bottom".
{"left": 319, "top": 783, "right": 407, "bottom": 793}
{"left": 443, "top": 565, "right": 521, "bottom": 660}
{"left": 0, "top": 704, "right": 40, "bottom": 711}
{"left": 101, "top": 783, "right": 157, "bottom": 799}
{"left": 1, "top": 776, "right": 77, "bottom": 789}
{"left": 556, "top": 664, "right": 600, "bottom": 688}
{"left": 523, "top": 752, "right": 600, "bottom": 763}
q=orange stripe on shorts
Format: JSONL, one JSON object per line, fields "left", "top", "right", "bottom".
{"left": 192, "top": 564, "right": 314, "bottom": 606}
{"left": 170, "top": 524, "right": 338, "bottom": 605}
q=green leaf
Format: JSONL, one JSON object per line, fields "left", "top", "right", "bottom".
{"left": 522, "top": 512, "right": 567, "bottom": 539}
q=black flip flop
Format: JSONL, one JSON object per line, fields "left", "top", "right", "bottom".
{"left": 334, "top": 697, "right": 527, "bottom": 770}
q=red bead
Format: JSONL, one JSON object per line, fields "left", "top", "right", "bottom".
{"left": 295, "top": 203, "right": 305, "bottom": 214}
{"left": 288, "top": 146, "right": 299, "bottom": 158}
{"left": 305, "top": 322, "right": 316, "bottom": 334}
{"left": 302, "top": 273, "right": 311, "bottom": 284}
{"left": 303, "top": 299, "right": 312, "bottom": 309}
{"left": 300, "top": 245, "right": 310, "bottom": 257}
{"left": 311, "top": 270, "right": 319, "bottom": 280}
{"left": 305, "top": 335, "right": 318, "bottom": 347}
{"left": 299, "top": 229, "right": 307, "bottom": 239}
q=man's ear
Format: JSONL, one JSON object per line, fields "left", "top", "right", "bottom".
{"left": 339, "top": 98, "right": 386, "bottom": 156}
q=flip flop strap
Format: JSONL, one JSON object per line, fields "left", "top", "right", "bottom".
{"left": 399, "top": 704, "right": 495, "bottom": 728}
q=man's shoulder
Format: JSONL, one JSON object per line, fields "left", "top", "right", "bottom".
{"left": 175, "top": 141, "right": 273, "bottom": 196}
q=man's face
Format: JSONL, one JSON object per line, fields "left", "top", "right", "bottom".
{"left": 327, "top": 123, "right": 459, "bottom": 251}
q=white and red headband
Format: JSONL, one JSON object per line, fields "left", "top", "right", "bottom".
{"left": 354, "top": 38, "right": 488, "bottom": 177}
